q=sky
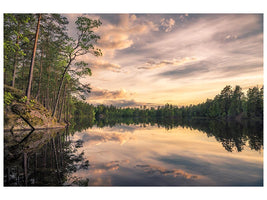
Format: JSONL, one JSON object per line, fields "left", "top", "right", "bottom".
{"left": 64, "top": 14, "right": 263, "bottom": 107}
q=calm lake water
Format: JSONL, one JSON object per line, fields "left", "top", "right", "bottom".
{"left": 4, "top": 120, "right": 263, "bottom": 186}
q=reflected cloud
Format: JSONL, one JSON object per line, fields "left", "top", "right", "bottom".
{"left": 90, "top": 177, "right": 112, "bottom": 186}
{"left": 154, "top": 152, "right": 263, "bottom": 185}
{"left": 136, "top": 164, "right": 199, "bottom": 179}
{"left": 81, "top": 131, "right": 134, "bottom": 145}
{"left": 91, "top": 160, "right": 130, "bottom": 175}
{"left": 69, "top": 123, "right": 262, "bottom": 186}
{"left": 108, "top": 125, "right": 137, "bottom": 133}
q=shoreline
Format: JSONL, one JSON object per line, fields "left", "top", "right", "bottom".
{"left": 4, "top": 125, "right": 66, "bottom": 132}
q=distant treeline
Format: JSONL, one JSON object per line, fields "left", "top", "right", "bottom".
{"left": 73, "top": 85, "right": 263, "bottom": 123}
{"left": 68, "top": 85, "right": 263, "bottom": 153}
{"left": 71, "top": 96, "right": 263, "bottom": 153}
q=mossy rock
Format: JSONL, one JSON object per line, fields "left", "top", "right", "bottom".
{"left": 4, "top": 84, "right": 24, "bottom": 99}
{"left": 4, "top": 85, "right": 66, "bottom": 130}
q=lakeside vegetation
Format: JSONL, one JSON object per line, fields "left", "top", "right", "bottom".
{"left": 73, "top": 85, "right": 263, "bottom": 126}
{"left": 4, "top": 14, "right": 102, "bottom": 126}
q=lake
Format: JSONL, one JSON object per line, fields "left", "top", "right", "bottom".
{"left": 4, "top": 120, "right": 263, "bottom": 186}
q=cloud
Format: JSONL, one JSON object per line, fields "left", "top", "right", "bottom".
{"left": 97, "top": 14, "right": 159, "bottom": 55}
{"left": 102, "top": 99, "right": 139, "bottom": 107}
{"left": 100, "top": 99, "right": 158, "bottom": 108}
{"left": 67, "top": 14, "right": 262, "bottom": 106}
{"left": 64, "top": 13, "right": 159, "bottom": 57}
{"left": 214, "top": 62, "right": 263, "bottom": 79}
{"left": 138, "top": 57, "right": 198, "bottom": 70}
{"left": 179, "top": 14, "right": 189, "bottom": 22}
{"left": 136, "top": 164, "right": 199, "bottom": 179}
{"left": 77, "top": 57, "right": 121, "bottom": 72}
{"left": 160, "top": 18, "right": 176, "bottom": 32}
{"left": 87, "top": 87, "right": 130, "bottom": 100}
{"left": 157, "top": 61, "right": 210, "bottom": 80}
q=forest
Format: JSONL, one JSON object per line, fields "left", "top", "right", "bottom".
{"left": 74, "top": 85, "right": 263, "bottom": 125}
{"left": 4, "top": 14, "right": 263, "bottom": 127}
{"left": 4, "top": 13, "right": 101, "bottom": 124}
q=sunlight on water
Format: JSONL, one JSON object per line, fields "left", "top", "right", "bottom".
{"left": 67, "top": 124, "right": 263, "bottom": 186}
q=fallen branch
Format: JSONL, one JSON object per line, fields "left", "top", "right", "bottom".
{"left": 11, "top": 104, "right": 35, "bottom": 131}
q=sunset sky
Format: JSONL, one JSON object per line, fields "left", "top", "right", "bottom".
{"left": 65, "top": 14, "right": 263, "bottom": 107}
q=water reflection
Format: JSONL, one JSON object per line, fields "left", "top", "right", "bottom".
{"left": 74, "top": 118, "right": 263, "bottom": 153}
{"left": 4, "top": 119, "right": 263, "bottom": 186}
{"left": 4, "top": 128, "right": 90, "bottom": 186}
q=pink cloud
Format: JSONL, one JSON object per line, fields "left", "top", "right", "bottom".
{"left": 97, "top": 14, "right": 158, "bottom": 55}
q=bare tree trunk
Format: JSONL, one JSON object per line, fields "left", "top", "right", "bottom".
{"left": 12, "top": 22, "right": 20, "bottom": 88}
{"left": 67, "top": 94, "right": 70, "bottom": 122}
{"left": 21, "top": 57, "right": 25, "bottom": 91}
{"left": 36, "top": 46, "right": 43, "bottom": 100}
{"left": 52, "top": 138, "right": 59, "bottom": 171}
{"left": 46, "top": 65, "right": 51, "bottom": 110}
{"left": 35, "top": 153, "right": 38, "bottom": 171}
{"left": 52, "top": 61, "right": 71, "bottom": 117}
{"left": 25, "top": 14, "right": 41, "bottom": 102}
{"left": 58, "top": 84, "right": 67, "bottom": 122}
{"left": 24, "top": 152, "right": 28, "bottom": 186}
{"left": 44, "top": 144, "right": 47, "bottom": 168}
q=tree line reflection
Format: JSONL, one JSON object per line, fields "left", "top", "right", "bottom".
{"left": 4, "top": 128, "right": 90, "bottom": 186}
{"left": 72, "top": 117, "right": 263, "bottom": 153}
{"left": 4, "top": 117, "right": 263, "bottom": 186}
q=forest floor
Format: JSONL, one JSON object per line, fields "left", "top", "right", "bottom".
{"left": 4, "top": 85, "right": 66, "bottom": 131}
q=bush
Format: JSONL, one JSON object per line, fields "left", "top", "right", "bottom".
{"left": 4, "top": 92, "right": 14, "bottom": 105}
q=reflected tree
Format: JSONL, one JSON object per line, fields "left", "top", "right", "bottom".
{"left": 84, "top": 117, "right": 263, "bottom": 153}
{"left": 4, "top": 128, "right": 90, "bottom": 186}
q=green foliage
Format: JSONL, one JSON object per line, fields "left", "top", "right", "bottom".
{"left": 29, "top": 99, "right": 36, "bottom": 107}
{"left": 4, "top": 14, "right": 102, "bottom": 122}
{"left": 19, "top": 96, "right": 28, "bottom": 103}
{"left": 4, "top": 92, "right": 14, "bottom": 105}
{"left": 73, "top": 16, "right": 102, "bottom": 56}
{"left": 91, "top": 85, "right": 263, "bottom": 121}
{"left": 74, "top": 61, "right": 92, "bottom": 76}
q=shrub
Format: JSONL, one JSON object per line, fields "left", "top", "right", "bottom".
{"left": 4, "top": 92, "right": 14, "bottom": 105}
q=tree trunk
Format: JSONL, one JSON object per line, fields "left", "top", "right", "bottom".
{"left": 36, "top": 46, "right": 43, "bottom": 100}
{"left": 58, "top": 83, "right": 67, "bottom": 122}
{"left": 21, "top": 57, "right": 25, "bottom": 91}
{"left": 52, "top": 61, "right": 71, "bottom": 117}
{"left": 25, "top": 14, "right": 41, "bottom": 102}
{"left": 24, "top": 152, "right": 28, "bottom": 186}
{"left": 12, "top": 21, "right": 20, "bottom": 88}
{"left": 46, "top": 65, "right": 51, "bottom": 110}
